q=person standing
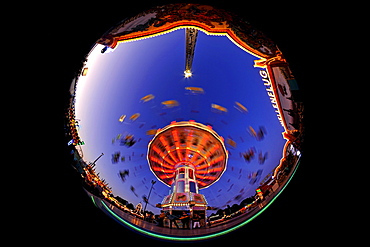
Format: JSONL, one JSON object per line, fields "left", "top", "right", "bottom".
{"left": 166, "top": 212, "right": 179, "bottom": 229}
{"left": 157, "top": 211, "right": 165, "bottom": 227}
{"left": 199, "top": 213, "right": 205, "bottom": 228}
{"left": 180, "top": 211, "right": 190, "bottom": 229}
{"left": 193, "top": 213, "right": 200, "bottom": 228}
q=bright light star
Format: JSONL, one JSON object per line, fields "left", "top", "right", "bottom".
{"left": 184, "top": 70, "right": 192, "bottom": 78}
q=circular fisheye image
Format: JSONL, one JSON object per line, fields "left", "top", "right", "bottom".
{"left": 65, "top": 3, "right": 304, "bottom": 241}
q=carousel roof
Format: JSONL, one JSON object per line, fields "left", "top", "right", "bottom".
{"left": 147, "top": 121, "right": 228, "bottom": 189}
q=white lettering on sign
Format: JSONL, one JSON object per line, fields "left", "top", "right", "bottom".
{"left": 259, "top": 70, "right": 284, "bottom": 127}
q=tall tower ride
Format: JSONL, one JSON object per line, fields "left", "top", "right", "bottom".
{"left": 184, "top": 28, "right": 198, "bottom": 78}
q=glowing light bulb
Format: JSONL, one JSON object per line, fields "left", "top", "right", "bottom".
{"left": 184, "top": 70, "right": 192, "bottom": 78}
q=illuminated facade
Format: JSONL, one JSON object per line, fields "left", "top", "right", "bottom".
{"left": 160, "top": 163, "right": 208, "bottom": 212}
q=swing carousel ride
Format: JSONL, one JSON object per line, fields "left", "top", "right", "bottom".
{"left": 65, "top": 3, "right": 304, "bottom": 241}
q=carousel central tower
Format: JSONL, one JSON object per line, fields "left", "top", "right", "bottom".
{"left": 147, "top": 121, "right": 228, "bottom": 212}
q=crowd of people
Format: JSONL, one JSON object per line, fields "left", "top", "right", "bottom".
{"left": 155, "top": 211, "right": 207, "bottom": 229}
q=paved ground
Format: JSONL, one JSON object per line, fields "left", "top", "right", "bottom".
{"left": 93, "top": 195, "right": 259, "bottom": 237}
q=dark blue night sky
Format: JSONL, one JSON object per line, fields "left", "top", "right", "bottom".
{"left": 75, "top": 29, "right": 286, "bottom": 215}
